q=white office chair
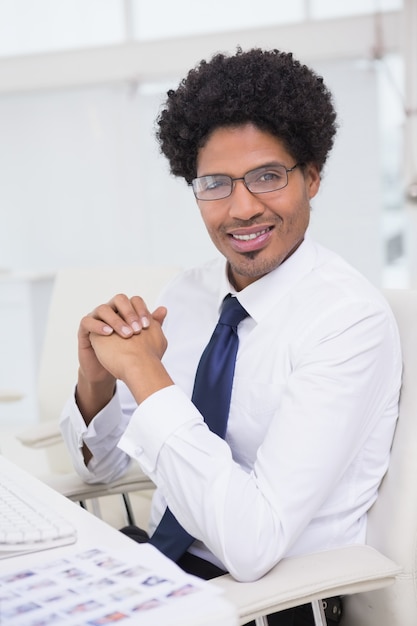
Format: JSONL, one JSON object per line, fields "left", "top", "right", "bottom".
{"left": 213, "top": 289, "right": 417, "bottom": 625}
{"left": 17, "top": 264, "right": 181, "bottom": 521}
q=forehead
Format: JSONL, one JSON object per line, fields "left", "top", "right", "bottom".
{"left": 196, "top": 123, "right": 292, "bottom": 176}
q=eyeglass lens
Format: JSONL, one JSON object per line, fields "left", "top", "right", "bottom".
{"left": 192, "top": 164, "right": 296, "bottom": 200}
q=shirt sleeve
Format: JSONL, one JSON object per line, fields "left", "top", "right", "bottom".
{"left": 118, "top": 299, "right": 401, "bottom": 582}
{"left": 59, "top": 382, "right": 135, "bottom": 483}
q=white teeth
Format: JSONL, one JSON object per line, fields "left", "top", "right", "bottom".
{"left": 232, "top": 228, "right": 269, "bottom": 241}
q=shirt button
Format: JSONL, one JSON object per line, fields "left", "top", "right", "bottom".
{"left": 134, "top": 447, "right": 144, "bottom": 457}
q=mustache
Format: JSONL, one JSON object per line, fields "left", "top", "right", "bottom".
{"left": 223, "top": 216, "right": 281, "bottom": 230}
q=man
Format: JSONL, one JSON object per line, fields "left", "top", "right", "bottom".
{"left": 60, "top": 48, "right": 402, "bottom": 625}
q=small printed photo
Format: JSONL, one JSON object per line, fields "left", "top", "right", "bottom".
{"left": 166, "top": 584, "right": 198, "bottom": 598}
{"left": 130, "top": 597, "right": 164, "bottom": 612}
{"left": 116, "top": 565, "right": 148, "bottom": 579}
{"left": 94, "top": 557, "right": 125, "bottom": 570}
{"left": 1, "top": 569, "right": 36, "bottom": 584}
{"left": 76, "top": 548, "right": 105, "bottom": 560}
{"left": 41, "top": 589, "right": 78, "bottom": 604}
{"left": 87, "top": 610, "right": 129, "bottom": 625}
{"left": 0, "top": 587, "right": 18, "bottom": 601}
{"left": 65, "top": 599, "right": 103, "bottom": 615}
{"left": 109, "top": 586, "right": 139, "bottom": 601}
{"left": 58, "top": 567, "right": 89, "bottom": 581}
{"left": 18, "top": 578, "right": 56, "bottom": 592}
{"left": 141, "top": 575, "right": 170, "bottom": 587}
{"left": 36, "top": 559, "right": 70, "bottom": 571}
{"left": 22, "top": 612, "right": 62, "bottom": 626}
{"left": 83, "top": 577, "right": 117, "bottom": 591}
{"left": 1, "top": 601, "right": 41, "bottom": 619}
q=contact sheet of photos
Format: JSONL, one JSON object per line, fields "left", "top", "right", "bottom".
{"left": 0, "top": 547, "right": 216, "bottom": 625}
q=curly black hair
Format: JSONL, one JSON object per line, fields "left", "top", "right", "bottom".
{"left": 156, "top": 47, "right": 337, "bottom": 183}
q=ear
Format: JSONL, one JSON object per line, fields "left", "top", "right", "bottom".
{"left": 305, "top": 163, "right": 321, "bottom": 200}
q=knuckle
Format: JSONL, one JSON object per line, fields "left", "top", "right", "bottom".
{"left": 112, "top": 293, "right": 130, "bottom": 307}
{"left": 94, "top": 303, "right": 109, "bottom": 317}
{"left": 130, "top": 295, "right": 146, "bottom": 308}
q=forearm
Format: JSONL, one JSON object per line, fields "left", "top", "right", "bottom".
{"left": 75, "top": 371, "right": 116, "bottom": 464}
{"left": 60, "top": 382, "right": 134, "bottom": 481}
{"left": 75, "top": 370, "right": 116, "bottom": 425}
{"left": 121, "top": 354, "right": 174, "bottom": 406}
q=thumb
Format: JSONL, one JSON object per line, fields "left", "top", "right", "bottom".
{"left": 152, "top": 306, "right": 168, "bottom": 325}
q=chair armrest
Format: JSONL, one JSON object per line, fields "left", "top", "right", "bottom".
{"left": 212, "top": 545, "right": 401, "bottom": 625}
{"left": 17, "top": 420, "right": 63, "bottom": 448}
{"left": 0, "top": 389, "right": 25, "bottom": 402}
{"left": 39, "top": 463, "right": 155, "bottom": 501}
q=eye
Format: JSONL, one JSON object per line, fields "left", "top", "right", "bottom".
{"left": 204, "top": 176, "right": 229, "bottom": 191}
{"left": 245, "top": 166, "right": 289, "bottom": 193}
{"left": 257, "top": 169, "right": 285, "bottom": 183}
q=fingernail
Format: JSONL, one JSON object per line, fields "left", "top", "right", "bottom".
{"left": 122, "top": 325, "right": 133, "bottom": 336}
{"left": 141, "top": 316, "right": 150, "bottom": 328}
{"left": 103, "top": 325, "right": 113, "bottom": 334}
{"left": 132, "top": 321, "right": 141, "bottom": 333}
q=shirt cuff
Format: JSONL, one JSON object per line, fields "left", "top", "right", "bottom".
{"left": 60, "top": 385, "right": 130, "bottom": 460}
{"left": 118, "top": 385, "right": 202, "bottom": 474}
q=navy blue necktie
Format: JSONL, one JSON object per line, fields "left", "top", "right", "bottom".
{"left": 149, "top": 294, "right": 249, "bottom": 561}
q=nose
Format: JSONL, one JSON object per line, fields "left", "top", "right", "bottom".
{"left": 228, "top": 179, "right": 265, "bottom": 221}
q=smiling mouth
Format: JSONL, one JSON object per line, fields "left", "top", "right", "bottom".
{"left": 231, "top": 227, "right": 271, "bottom": 241}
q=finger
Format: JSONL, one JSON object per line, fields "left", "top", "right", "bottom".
{"left": 152, "top": 306, "right": 168, "bottom": 326}
{"left": 78, "top": 315, "right": 114, "bottom": 349}
{"left": 130, "top": 295, "right": 153, "bottom": 329}
{"left": 84, "top": 294, "right": 139, "bottom": 338}
{"left": 99, "top": 293, "right": 149, "bottom": 336}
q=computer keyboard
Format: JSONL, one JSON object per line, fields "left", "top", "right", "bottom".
{"left": 0, "top": 468, "right": 77, "bottom": 559}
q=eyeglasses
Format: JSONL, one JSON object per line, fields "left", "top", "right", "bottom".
{"left": 191, "top": 163, "right": 300, "bottom": 201}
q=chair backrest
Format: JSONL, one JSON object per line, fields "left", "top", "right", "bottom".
{"left": 343, "top": 289, "right": 417, "bottom": 625}
{"left": 37, "top": 265, "right": 180, "bottom": 471}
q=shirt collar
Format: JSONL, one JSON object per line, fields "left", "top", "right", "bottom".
{"left": 221, "top": 233, "right": 318, "bottom": 324}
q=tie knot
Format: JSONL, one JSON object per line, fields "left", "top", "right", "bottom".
{"left": 219, "top": 295, "right": 249, "bottom": 328}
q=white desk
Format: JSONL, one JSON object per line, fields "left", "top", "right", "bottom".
{"left": 0, "top": 456, "right": 237, "bottom": 626}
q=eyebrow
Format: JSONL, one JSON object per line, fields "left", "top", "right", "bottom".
{"left": 197, "top": 161, "right": 287, "bottom": 178}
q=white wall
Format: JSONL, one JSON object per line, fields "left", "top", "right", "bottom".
{"left": 310, "top": 59, "right": 383, "bottom": 283}
{"left": 0, "top": 84, "right": 217, "bottom": 274}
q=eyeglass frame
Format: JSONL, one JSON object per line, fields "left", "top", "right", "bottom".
{"left": 190, "top": 162, "right": 302, "bottom": 201}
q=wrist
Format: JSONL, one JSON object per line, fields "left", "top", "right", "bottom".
{"left": 122, "top": 355, "right": 174, "bottom": 405}
{"left": 76, "top": 372, "right": 116, "bottom": 424}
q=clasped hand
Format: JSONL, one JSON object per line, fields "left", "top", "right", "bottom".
{"left": 78, "top": 293, "right": 169, "bottom": 395}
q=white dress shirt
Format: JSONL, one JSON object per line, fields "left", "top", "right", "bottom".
{"left": 60, "top": 235, "right": 402, "bottom": 582}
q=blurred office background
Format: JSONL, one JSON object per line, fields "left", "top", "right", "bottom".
{"left": 0, "top": 0, "right": 416, "bottom": 428}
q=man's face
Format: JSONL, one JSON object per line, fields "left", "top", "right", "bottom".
{"left": 195, "top": 123, "right": 320, "bottom": 291}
